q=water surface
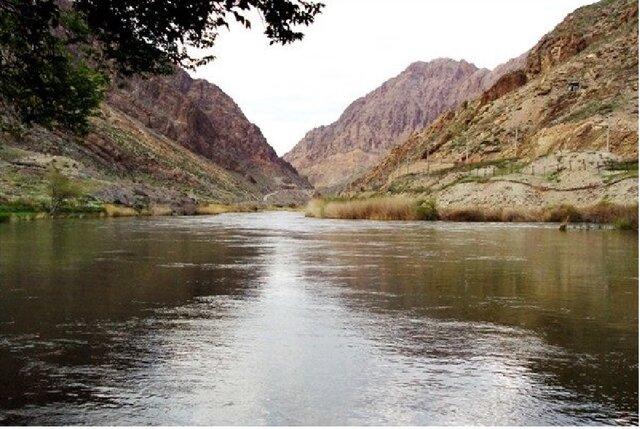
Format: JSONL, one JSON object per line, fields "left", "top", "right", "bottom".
{"left": 0, "top": 212, "right": 637, "bottom": 425}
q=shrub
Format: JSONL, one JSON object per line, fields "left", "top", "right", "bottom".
{"left": 196, "top": 203, "right": 232, "bottom": 215}
{"left": 416, "top": 199, "right": 438, "bottom": 220}
{"left": 613, "top": 217, "right": 637, "bottom": 231}
{"left": 304, "top": 196, "right": 638, "bottom": 229}
{"left": 325, "top": 197, "right": 418, "bottom": 220}
{"left": 605, "top": 160, "right": 638, "bottom": 171}
{"left": 500, "top": 208, "right": 537, "bottom": 222}
{"left": 48, "top": 168, "right": 83, "bottom": 214}
{"left": 147, "top": 204, "right": 173, "bottom": 216}
{"left": 0, "top": 199, "right": 43, "bottom": 213}
{"left": 582, "top": 201, "right": 638, "bottom": 226}
{"left": 306, "top": 197, "right": 425, "bottom": 221}
{"left": 103, "top": 204, "right": 137, "bottom": 217}
{"left": 439, "top": 207, "right": 485, "bottom": 222}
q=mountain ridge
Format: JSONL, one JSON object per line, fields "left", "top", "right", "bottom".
{"left": 108, "top": 69, "right": 310, "bottom": 193}
{"left": 284, "top": 54, "right": 526, "bottom": 191}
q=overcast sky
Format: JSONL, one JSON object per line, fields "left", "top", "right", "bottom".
{"left": 191, "top": 0, "right": 596, "bottom": 156}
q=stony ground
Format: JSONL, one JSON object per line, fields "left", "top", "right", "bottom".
{"left": 353, "top": 150, "right": 637, "bottom": 209}
{"left": 0, "top": 105, "right": 261, "bottom": 213}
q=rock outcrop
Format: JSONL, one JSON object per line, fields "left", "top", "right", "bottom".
{"left": 479, "top": 70, "right": 528, "bottom": 106}
{"left": 284, "top": 56, "right": 526, "bottom": 191}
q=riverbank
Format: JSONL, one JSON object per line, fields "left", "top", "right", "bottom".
{"left": 0, "top": 142, "right": 312, "bottom": 224}
{"left": 0, "top": 200, "right": 301, "bottom": 223}
{"left": 305, "top": 197, "right": 638, "bottom": 230}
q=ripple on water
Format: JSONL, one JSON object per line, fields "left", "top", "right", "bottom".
{"left": 0, "top": 211, "right": 636, "bottom": 425}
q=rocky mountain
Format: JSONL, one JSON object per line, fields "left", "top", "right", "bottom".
{"left": 348, "top": 0, "right": 638, "bottom": 209}
{"left": 284, "top": 55, "right": 526, "bottom": 191}
{"left": 0, "top": 70, "right": 312, "bottom": 212}
{"left": 108, "top": 69, "right": 309, "bottom": 193}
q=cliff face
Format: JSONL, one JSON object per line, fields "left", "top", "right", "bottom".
{"left": 284, "top": 56, "right": 526, "bottom": 191}
{"left": 349, "top": 0, "right": 638, "bottom": 209}
{"left": 108, "top": 69, "right": 310, "bottom": 193}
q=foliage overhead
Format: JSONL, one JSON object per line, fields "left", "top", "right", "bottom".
{"left": 0, "top": 0, "right": 324, "bottom": 132}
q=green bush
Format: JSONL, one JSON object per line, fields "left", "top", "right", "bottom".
{"left": 416, "top": 199, "right": 438, "bottom": 221}
{"left": 605, "top": 160, "right": 638, "bottom": 171}
{"left": 48, "top": 168, "right": 84, "bottom": 214}
{"left": 613, "top": 218, "right": 635, "bottom": 230}
{"left": 0, "top": 199, "right": 42, "bottom": 213}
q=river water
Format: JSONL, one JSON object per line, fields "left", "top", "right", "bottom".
{"left": 0, "top": 212, "right": 637, "bottom": 425}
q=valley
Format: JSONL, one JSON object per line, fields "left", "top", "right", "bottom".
{"left": 0, "top": 0, "right": 637, "bottom": 226}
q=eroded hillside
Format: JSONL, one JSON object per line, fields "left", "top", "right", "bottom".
{"left": 108, "top": 69, "right": 310, "bottom": 194}
{"left": 349, "top": 0, "right": 638, "bottom": 209}
{"left": 0, "top": 70, "right": 312, "bottom": 213}
{"left": 284, "top": 56, "right": 525, "bottom": 191}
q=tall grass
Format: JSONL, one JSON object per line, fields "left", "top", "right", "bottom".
{"left": 103, "top": 204, "right": 137, "bottom": 217}
{"left": 306, "top": 197, "right": 437, "bottom": 221}
{"left": 305, "top": 197, "right": 638, "bottom": 229}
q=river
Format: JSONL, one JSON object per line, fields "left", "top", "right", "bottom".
{"left": 0, "top": 212, "right": 637, "bottom": 425}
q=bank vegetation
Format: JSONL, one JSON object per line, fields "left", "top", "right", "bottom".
{"left": 305, "top": 197, "right": 638, "bottom": 230}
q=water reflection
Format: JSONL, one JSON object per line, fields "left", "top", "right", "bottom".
{"left": 0, "top": 213, "right": 637, "bottom": 424}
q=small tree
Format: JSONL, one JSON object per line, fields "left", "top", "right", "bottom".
{"left": 48, "top": 167, "right": 82, "bottom": 214}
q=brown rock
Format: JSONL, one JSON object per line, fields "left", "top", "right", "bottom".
{"left": 107, "top": 69, "right": 310, "bottom": 194}
{"left": 284, "top": 56, "right": 526, "bottom": 191}
{"left": 349, "top": 0, "right": 638, "bottom": 205}
{"left": 480, "top": 70, "right": 528, "bottom": 106}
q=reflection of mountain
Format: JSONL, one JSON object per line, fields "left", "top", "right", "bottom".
{"left": 0, "top": 218, "right": 265, "bottom": 424}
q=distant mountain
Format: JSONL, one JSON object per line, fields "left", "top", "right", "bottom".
{"left": 284, "top": 56, "right": 526, "bottom": 191}
{"left": 348, "top": 0, "right": 638, "bottom": 210}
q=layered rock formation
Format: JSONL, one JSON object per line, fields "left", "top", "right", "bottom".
{"left": 284, "top": 55, "right": 526, "bottom": 191}
{"left": 349, "top": 0, "right": 638, "bottom": 209}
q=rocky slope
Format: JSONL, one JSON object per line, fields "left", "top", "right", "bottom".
{"left": 348, "top": 0, "right": 638, "bottom": 209}
{"left": 108, "top": 69, "right": 310, "bottom": 193}
{"left": 284, "top": 55, "right": 526, "bottom": 191}
{"left": 0, "top": 70, "right": 312, "bottom": 212}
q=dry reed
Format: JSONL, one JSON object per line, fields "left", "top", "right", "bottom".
{"left": 103, "top": 204, "right": 137, "bottom": 217}
{"left": 306, "top": 197, "right": 638, "bottom": 229}
{"left": 307, "top": 197, "right": 424, "bottom": 221}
